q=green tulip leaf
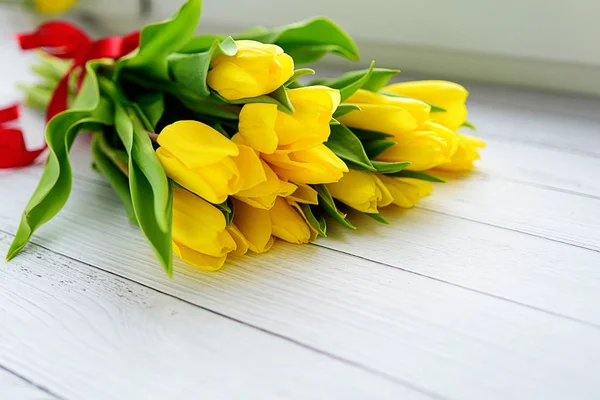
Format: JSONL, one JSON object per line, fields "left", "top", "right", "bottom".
{"left": 333, "top": 104, "right": 361, "bottom": 119}
{"left": 135, "top": 92, "right": 165, "bottom": 129}
{"left": 91, "top": 134, "right": 137, "bottom": 224}
{"left": 102, "top": 77, "right": 173, "bottom": 275}
{"left": 300, "top": 204, "right": 327, "bottom": 238}
{"left": 313, "top": 184, "right": 356, "bottom": 230}
{"left": 212, "top": 84, "right": 294, "bottom": 114}
{"left": 367, "top": 213, "right": 390, "bottom": 224}
{"left": 182, "top": 17, "right": 359, "bottom": 64}
{"left": 312, "top": 64, "right": 401, "bottom": 99}
{"left": 117, "top": 0, "right": 203, "bottom": 80}
{"left": 461, "top": 121, "right": 477, "bottom": 131}
{"left": 326, "top": 124, "right": 375, "bottom": 172}
{"left": 7, "top": 61, "right": 114, "bottom": 261}
{"left": 284, "top": 68, "right": 315, "bottom": 87}
{"left": 371, "top": 161, "right": 411, "bottom": 174}
{"left": 391, "top": 170, "right": 446, "bottom": 183}
{"left": 362, "top": 138, "right": 396, "bottom": 158}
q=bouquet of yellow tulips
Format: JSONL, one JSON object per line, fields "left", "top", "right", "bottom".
{"left": 6, "top": 0, "right": 485, "bottom": 275}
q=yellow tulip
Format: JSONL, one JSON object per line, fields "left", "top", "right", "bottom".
{"left": 384, "top": 80, "right": 468, "bottom": 131}
{"left": 377, "top": 175, "right": 433, "bottom": 208}
{"left": 232, "top": 199, "right": 274, "bottom": 253}
{"left": 376, "top": 121, "right": 459, "bottom": 171}
{"left": 238, "top": 86, "right": 341, "bottom": 153}
{"left": 171, "top": 188, "right": 236, "bottom": 271}
{"left": 234, "top": 159, "right": 297, "bottom": 210}
{"left": 435, "top": 133, "right": 486, "bottom": 172}
{"left": 207, "top": 40, "right": 294, "bottom": 100}
{"left": 35, "top": 0, "right": 77, "bottom": 15}
{"left": 156, "top": 121, "right": 267, "bottom": 204}
{"left": 263, "top": 144, "right": 348, "bottom": 184}
{"left": 326, "top": 169, "right": 393, "bottom": 213}
{"left": 269, "top": 197, "right": 311, "bottom": 244}
{"left": 337, "top": 89, "right": 431, "bottom": 136}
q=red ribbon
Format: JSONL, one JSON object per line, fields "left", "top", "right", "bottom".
{"left": 0, "top": 104, "right": 46, "bottom": 169}
{"left": 0, "top": 21, "right": 139, "bottom": 169}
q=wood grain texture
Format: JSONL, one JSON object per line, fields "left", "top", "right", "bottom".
{"left": 1, "top": 168, "right": 600, "bottom": 400}
{"left": 0, "top": 233, "right": 417, "bottom": 400}
{"left": 0, "top": 367, "right": 57, "bottom": 400}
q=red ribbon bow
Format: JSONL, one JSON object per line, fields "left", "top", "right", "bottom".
{"left": 0, "top": 104, "right": 46, "bottom": 169}
{"left": 0, "top": 21, "right": 139, "bottom": 169}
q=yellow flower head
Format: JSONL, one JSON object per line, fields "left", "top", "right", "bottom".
{"left": 232, "top": 200, "right": 275, "bottom": 254}
{"left": 337, "top": 89, "right": 431, "bottom": 136}
{"left": 262, "top": 144, "right": 348, "bottom": 185}
{"left": 207, "top": 40, "right": 294, "bottom": 100}
{"left": 384, "top": 80, "right": 468, "bottom": 131}
{"left": 435, "top": 133, "right": 486, "bottom": 172}
{"left": 35, "top": 0, "right": 77, "bottom": 15}
{"left": 326, "top": 169, "right": 393, "bottom": 214}
{"left": 377, "top": 175, "right": 433, "bottom": 208}
{"left": 171, "top": 188, "right": 236, "bottom": 271}
{"left": 156, "top": 121, "right": 266, "bottom": 204}
{"left": 238, "top": 86, "right": 341, "bottom": 154}
{"left": 376, "top": 121, "right": 459, "bottom": 171}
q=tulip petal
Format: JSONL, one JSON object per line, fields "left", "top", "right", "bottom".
{"left": 264, "top": 144, "right": 348, "bottom": 184}
{"left": 239, "top": 103, "right": 279, "bottom": 154}
{"left": 234, "top": 145, "right": 268, "bottom": 192}
{"left": 287, "top": 183, "right": 319, "bottom": 205}
{"left": 227, "top": 225, "right": 250, "bottom": 256}
{"left": 338, "top": 104, "right": 418, "bottom": 136}
{"left": 378, "top": 175, "right": 433, "bottom": 208}
{"left": 157, "top": 148, "right": 233, "bottom": 204}
{"left": 232, "top": 199, "right": 274, "bottom": 253}
{"left": 269, "top": 197, "right": 311, "bottom": 244}
{"left": 172, "top": 188, "right": 237, "bottom": 257}
{"left": 173, "top": 241, "right": 228, "bottom": 272}
{"left": 158, "top": 120, "right": 239, "bottom": 169}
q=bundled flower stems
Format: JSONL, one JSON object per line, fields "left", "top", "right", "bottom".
{"left": 4, "top": 0, "right": 485, "bottom": 275}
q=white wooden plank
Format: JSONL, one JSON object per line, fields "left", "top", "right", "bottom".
{"left": 418, "top": 172, "right": 600, "bottom": 251}
{"left": 0, "top": 233, "right": 416, "bottom": 400}
{"left": 467, "top": 92, "right": 600, "bottom": 156}
{"left": 0, "top": 368, "right": 56, "bottom": 400}
{"left": 2, "top": 169, "right": 600, "bottom": 400}
{"left": 480, "top": 138, "right": 600, "bottom": 198}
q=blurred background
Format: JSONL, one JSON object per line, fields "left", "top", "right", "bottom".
{"left": 2, "top": 0, "right": 600, "bottom": 95}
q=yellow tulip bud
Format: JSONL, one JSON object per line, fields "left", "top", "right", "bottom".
{"left": 435, "top": 133, "right": 486, "bottom": 172}
{"left": 238, "top": 86, "right": 341, "bottom": 154}
{"left": 156, "top": 121, "right": 266, "bottom": 204}
{"left": 376, "top": 121, "right": 459, "bottom": 171}
{"left": 337, "top": 89, "right": 431, "bottom": 136}
{"left": 269, "top": 197, "right": 311, "bottom": 244}
{"left": 377, "top": 175, "right": 433, "bottom": 208}
{"left": 384, "top": 80, "right": 468, "bottom": 131}
{"left": 35, "top": 0, "right": 77, "bottom": 15}
{"left": 326, "top": 169, "right": 393, "bottom": 213}
{"left": 232, "top": 200, "right": 274, "bottom": 253}
{"left": 171, "top": 188, "right": 236, "bottom": 271}
{"left": 207, "top": 40, "right": 294, "bottom": 100}
{"left": 263, "top": 144, "right": 348, "bottom": 185}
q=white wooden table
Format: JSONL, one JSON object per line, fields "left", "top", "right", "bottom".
{"left": 2, "top": 22, "right": 600, "bottom": 400}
